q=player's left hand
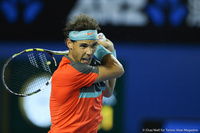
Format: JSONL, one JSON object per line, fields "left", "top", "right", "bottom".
{"left": 97, "top": 34, "right": 114, "bottom": 52}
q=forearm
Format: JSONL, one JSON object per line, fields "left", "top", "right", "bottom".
{"left": 97, "top": 34, "right": 122, "bottom": 96}
{"left": 104, "top": 78, "right": 116, "bottom": 97}
{"left": 94, "top": 34, "right": 124, "bottom": 83}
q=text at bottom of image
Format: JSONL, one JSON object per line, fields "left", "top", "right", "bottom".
{"left": 142, "top": 128, "right": 199, "bottom": 132}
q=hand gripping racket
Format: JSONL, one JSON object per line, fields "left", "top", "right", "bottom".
{"left": 2, "top": 48, "right": 69, "bottom": 97}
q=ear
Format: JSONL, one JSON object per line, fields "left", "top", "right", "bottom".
{"left": 66, "top": 38, "right": 73, "bottom": 49}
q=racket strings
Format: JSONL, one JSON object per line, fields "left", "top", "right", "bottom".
{"left": 28, "top": 53, "right": 39, "bottom": 68}
{"left": 38, "top": 52, "right": 52, "bottom": 73}
{"left": 3, "top": 51, "right": 56, "bottom": 96}
{"left": 21, "top": 74, "right": 51, "bottom": 95}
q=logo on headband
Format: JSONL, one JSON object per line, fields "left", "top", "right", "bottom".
{"left": 87, "top": 32, "right": 94, "bottom": 35}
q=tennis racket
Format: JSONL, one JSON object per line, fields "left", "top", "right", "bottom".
{"left": 2, "top": 48, "right": 69, "bottom": 97}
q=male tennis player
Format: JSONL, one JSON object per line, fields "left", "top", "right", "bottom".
{"left": 48, "top": 13, "right": 124, "bottom": 133}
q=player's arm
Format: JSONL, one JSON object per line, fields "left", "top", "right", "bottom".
{"left": 96, "top": 39, "right": 117, "bottom": 97}
{"left": 94, "top": 39, "right": 124, "bottom": 86}
{"left": 104, "top": 78, "right": 116, "bottom": 97}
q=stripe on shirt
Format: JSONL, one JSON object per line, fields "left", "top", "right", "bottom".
{"left": 79, "top": 82, "right": 105, "bottom": 98}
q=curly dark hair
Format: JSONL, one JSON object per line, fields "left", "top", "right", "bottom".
{"left": 63, "top": 13, "right": 101, "bottom": 41}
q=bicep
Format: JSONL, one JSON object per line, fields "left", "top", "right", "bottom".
{"left": 94, "top": 54, "right": 124, "bottom": 83}
{"left": 94, "top": 65, "right": 119, "bottom": 83}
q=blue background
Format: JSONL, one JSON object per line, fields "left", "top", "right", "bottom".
{"left": 1, "top": 42, "right": 200, "bottom": 132}
{"left": 1, "top": 0, "right": 200, "bottom": 133}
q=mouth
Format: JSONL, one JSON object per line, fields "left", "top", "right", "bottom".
{"left": 81, "top": 57, "right": 91, "bottom": 64}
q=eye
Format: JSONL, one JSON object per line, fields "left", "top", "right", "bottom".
{"left": 80, "top": 43, "right": 88, "bottom": 48}
{"left": 91, "top": 42, "right": 98, "bottom": 48}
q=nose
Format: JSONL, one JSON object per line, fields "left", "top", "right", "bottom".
{"left": 86, "top": 47, "right": 93, "bottom": 55}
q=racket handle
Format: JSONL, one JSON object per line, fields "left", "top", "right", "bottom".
{"left": 97, "top": 33, "right": 107, "bottom": 41}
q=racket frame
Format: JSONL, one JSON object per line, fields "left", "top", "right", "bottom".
{"left": 2, "top": 48, "right": 69, "bottom": 97}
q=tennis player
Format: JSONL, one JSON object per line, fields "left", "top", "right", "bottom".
{"left": 48, "top": 13, "right": 124, "bottom": 133}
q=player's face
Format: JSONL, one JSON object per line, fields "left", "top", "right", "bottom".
{"left": 70, "top": 40, "right": 98, "bottom": 64}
